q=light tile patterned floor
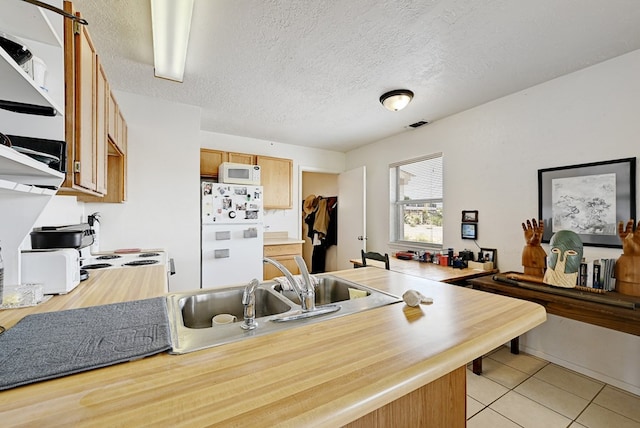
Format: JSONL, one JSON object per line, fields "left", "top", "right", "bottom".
{"left": 467, "top": 347, "right": 640, "bottom": 428}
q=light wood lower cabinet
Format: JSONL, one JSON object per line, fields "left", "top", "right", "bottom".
{"left": 263, "top": 243, "right": 302, "bottom": 280}
{"left": 345, "top": 366, "right": 466, "bottom": 427}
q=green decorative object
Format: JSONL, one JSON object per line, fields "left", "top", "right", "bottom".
{"left": 543, "top": 230, "right": 583, "bottom": 288}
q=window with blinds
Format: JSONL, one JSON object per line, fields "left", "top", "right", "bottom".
{"left": 390, "top": 153, "right": 443, "bottom": 248}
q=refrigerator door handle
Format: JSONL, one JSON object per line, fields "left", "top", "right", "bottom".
{"left": 215, "top": 231, "right": 231, "bottom": 240}
{"left": 214, "top": 249, "right": 230, "bottom": 258}
{"left": 243, "top": 228, "right": 258, "bottom": 238}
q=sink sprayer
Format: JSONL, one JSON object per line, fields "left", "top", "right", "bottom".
{"left": 240, "top": 278, "right": 260, "bottom": 330}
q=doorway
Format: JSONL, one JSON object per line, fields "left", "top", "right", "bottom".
{"left": 300, "top": 166, "right": 367, "bottom": 273}
{"left": 301, "top": 171, "right": 339, "bottom": 272}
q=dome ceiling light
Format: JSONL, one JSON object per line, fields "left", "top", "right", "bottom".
{"left": 379, "top": 89, "right": 414, "bottom": 112}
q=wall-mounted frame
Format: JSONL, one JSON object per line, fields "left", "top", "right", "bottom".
{"left": 538, "top": 157, "right": 636, "bottom": 248}
{"left": 461, "top": 223, "right": 477, "bottom": 240}
{"left": 480, "top": 248, "right": 497, "bottom": 267}
{"left": 462, "top": 210, "right": 478, "bottom": 223}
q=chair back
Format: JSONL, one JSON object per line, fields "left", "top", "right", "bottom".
{"left": 361, "top": 249, "right": 390, "bottom": 270}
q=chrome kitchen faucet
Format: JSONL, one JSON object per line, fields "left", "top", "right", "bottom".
{"left": 263, "top": 256, "right": 316, "bottom": 312}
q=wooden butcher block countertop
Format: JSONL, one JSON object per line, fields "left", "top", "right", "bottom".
{"left": 0, "top": 267, "right": 546, "bottom": 427}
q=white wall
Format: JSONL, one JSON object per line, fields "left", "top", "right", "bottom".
{"left": 345, "top": 49, "right": 640, "bottom": 394}
{"left": 200, "top": 132, "right": 345, "bottom": 238}
{"left": 85, "top": 91, "right": 202, "bottom": 293}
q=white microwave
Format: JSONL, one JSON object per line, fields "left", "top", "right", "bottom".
{"left": 218, "top": 162, "right": 261, "bottom": 185}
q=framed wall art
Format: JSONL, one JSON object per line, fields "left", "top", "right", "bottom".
{"left": 462, "top": 210, "right": 478, "bottom": 223}
{"left": 461, "top": 223, "right": 477, "bottom": 240}
{"left": 538, "top": 157, "right": 636, "bottom": 248}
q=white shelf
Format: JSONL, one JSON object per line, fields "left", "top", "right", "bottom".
{"left": 0, "top": 48, "right": 63, "bottom": 115}
{"left": 0, "top": 1, "right": 66, "bottom": 286}
{"left": 0, "top": 178, "right": 57, "bottom": 196}
{"left": 1, "top": 0, "right": 64, "bottom": 116}
{"left": 0, "top": 144, "right": 64, "bottom": 286}
{"left": 0, "top": 144, "right": 64, "bottom": 186}
{"left": 0, "top": 0, "right": 63, "bottom": 47}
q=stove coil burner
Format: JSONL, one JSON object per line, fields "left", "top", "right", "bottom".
{"left": 82, "top": 263, "right": 113, "bottom": 269}
{"left": 138, "top": 252, "right": 161, "bottom": 258}
{"left": 97, "top": 254, "right": 122, "bottom": 260}
{"left": 124, "top": 259, "right": 159, "bottom": 267}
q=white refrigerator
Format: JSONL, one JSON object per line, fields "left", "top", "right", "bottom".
{"left": 201, "top": 182, "right": 264, "bottom": 289}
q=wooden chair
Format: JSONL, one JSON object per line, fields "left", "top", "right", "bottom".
{"left": 361, "top": 250, "right": 390, "bottom": 270}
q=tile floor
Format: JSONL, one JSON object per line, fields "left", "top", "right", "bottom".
{"left": 466, "top": 346, "right": 640, "bottom": 428}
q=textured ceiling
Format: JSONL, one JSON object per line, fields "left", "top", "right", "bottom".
{"left": 70, "top": 0, "right": 640, "bottom": 152}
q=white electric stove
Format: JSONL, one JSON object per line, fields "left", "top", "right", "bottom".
{"left": 81, "top": 250, "right": 167, "bottom": 270}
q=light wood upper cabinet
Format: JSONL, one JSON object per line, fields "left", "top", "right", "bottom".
{"left": 200, "top": 150, "right": 255, "bottom": 177}
{"left": 107, "top": 91, "right": 127, "bottom": 153}
{"left": 95, "top": 62, "right": 108, "bottom": 195}
{"left": 62, "top": 1, "right": 127, "bottom": 202}
{"left": 108, "top": 91, "right": 117, "bottom": 143}
{"left": 79, "top": 91, "right": 127, "bottom": 204}
{"left": 228, "top": 152, "right": 255, "bottom": 165}
{"left": 257, "top": 155, "right": 293, "bottom": 209}
{"left": 62, "top": 1, "right": 127, "bottom": 203}
{"left": 200, "top": 149, "right": 228, "bottom": 177}
{"left": 200, "top": 150, "right": 293, "bottom": 209}
{"left": 70, "top": 11, "right": 100, "bottom": 192}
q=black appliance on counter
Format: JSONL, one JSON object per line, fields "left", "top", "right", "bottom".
{"left": 30, "top": 223, "right": 94, "bottom": 254}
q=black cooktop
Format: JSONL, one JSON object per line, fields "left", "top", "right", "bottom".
{"left": 138, "top": 252, "right": 161, "bottom": 258}
{"left": 97, "top": 254, "right": 122, "bottom": 260}
{"left": 82, "top": 263, "right": 112, "bottom": 269}
{"left": 124, "top": 259, "right": 159, "bottom": 266}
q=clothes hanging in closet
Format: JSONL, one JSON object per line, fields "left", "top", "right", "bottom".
{"left": 302, "top": 195, "right": 337, "bottom": 273}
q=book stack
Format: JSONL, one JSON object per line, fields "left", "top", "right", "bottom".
{"left": 578, "top": 259, "right": 617, "bottom": 291}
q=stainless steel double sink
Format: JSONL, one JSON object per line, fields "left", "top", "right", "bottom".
{"left": 166, "top": 274, "right": 401, "bottom": 354}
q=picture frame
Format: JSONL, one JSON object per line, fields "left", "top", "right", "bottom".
{"left": 480, "top": 248, "right": 497, "bottom": 267}
{"left": 538, "top": 157, "right": 636, "bottom": 248}
{"left": 461, "top": 223, "right": 477, "bottom": 240}
{"left": 462, "top": 210, "right": 478, "bottom": 223}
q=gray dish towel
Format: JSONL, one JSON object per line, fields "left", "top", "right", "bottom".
{"left": 0, "top": 297, "right": 172, "bottom": 390}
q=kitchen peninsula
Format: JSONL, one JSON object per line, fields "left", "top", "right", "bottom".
{"left": 0, "top": 266, "right": 545, "bottom": 426}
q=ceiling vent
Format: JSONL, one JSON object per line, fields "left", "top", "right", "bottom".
{"left": 407, "top": 120, "right": 429, "bottom": 129}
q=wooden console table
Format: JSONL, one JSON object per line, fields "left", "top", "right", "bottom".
{"left": 468, "top": 273, "right": 640, "bottom": 374}
{"left": 350, "top": 257, "right": 498, "bottom": 284}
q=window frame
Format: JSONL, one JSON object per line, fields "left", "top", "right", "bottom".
{"left": 389, "top": 153, "right": 444, "bottom": 251}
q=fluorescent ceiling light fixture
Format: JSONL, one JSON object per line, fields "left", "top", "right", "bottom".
{"left": 150, "top": 0, "right": 194, "bottom": 82}
{"left": 380, "top": 89, "right": 414, "bottom": 111}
